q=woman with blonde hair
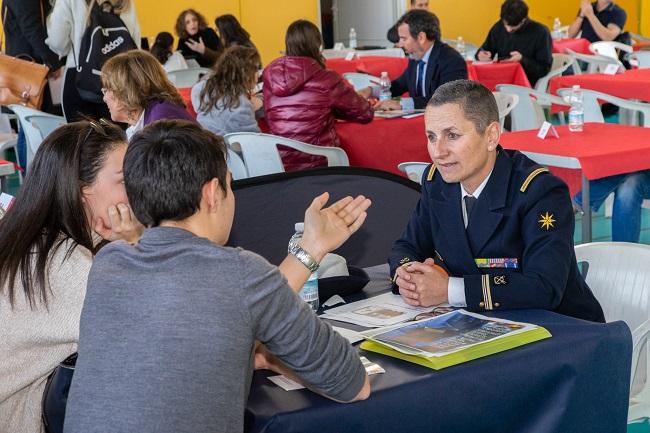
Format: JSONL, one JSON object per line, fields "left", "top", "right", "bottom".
{"left": 175, "top": 8, "right": 222, "bottom": 67}
{"left": 192, "top": 46, "right": 261, "bottom": 136}
{"left": 101, "top": 50, "right": 194, "bottom": 138}
{"left": 46, "top": 0, "right": 141, "bottom": 121}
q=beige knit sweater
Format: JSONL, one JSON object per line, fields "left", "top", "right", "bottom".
{"left": 0, "top": 239, "right": 92, "bottom": 433}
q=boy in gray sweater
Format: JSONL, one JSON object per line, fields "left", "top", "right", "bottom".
{"left": 64, "top": 120, "right": 371, "bottom": 433}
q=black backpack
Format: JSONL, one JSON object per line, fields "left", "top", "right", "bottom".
{"left": 75, "top": 1, "right": 137, "bottom": 103}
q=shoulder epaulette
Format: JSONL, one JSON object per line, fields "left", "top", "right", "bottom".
{"left": 520, "top": 167, "right": 549, "bottom": 193}
{"left": 426, "top": 164, "right": 437, "bottom": 182}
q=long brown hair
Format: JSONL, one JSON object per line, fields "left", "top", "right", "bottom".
{"left": 0, "top": 120, "right": 126, "bottom": 309}
{"left": 285, "top": 20, "right": 325, "bottom": 68}
{"left": 199, "top": 46, "right": 261, "bottom": 112}
{"left": 101, "top": 50, "right": 185, "bottom": 119}
{"left": 215, "top": 14, "right": 252, "bottom": 48}
{"left": 175, "top": 8, "right": 209, "bottom": 39}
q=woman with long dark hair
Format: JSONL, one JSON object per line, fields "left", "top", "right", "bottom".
{"left": 263, "top": 20, "right": 373, "bottom": 171}
{"left": 215, "top": 14, "right": 255, "bottom": 49}
{"left": 192, "top": 46, "right": 262, "bottom": 136}
{"left": 0, "top": 120, "right": 142, "bottom": 432}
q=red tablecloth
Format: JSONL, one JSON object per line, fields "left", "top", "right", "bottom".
{"left": 336, "top": 116, "right": 429, "bottom": 175}
{"left": 500, "top": 123, "right": 650, "bottom": 195}
{"left": 326, "top": 56, "right": 408, "bottom": 80}
{"left": 548, "top": 68, "right": 650, "bottom": 101}
{"left": 552, "top": 38, "right": 591, "bottom": 54}
{"left": 466, "top": 62, "right": 531, "bottom": 90}
{"left": 178, "top": 87, "right": 197, "bottom": 119}
{"left": 633, "top": 41, "right": 650, "bottom": 51}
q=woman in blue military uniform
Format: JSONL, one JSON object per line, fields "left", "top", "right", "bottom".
{"left": 389, "top": 80, "right": 604, "bottom": 323}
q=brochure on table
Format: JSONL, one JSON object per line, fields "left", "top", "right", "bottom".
{"left": 320, "top": 292, "right": 445, "bottom": 328}
{"left": 360, "top": 309, "right": 551, "bottom": 370}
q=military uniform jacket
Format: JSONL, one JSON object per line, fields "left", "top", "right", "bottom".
{"left": 389, "top": 148, "right": 605, "bottom": 322}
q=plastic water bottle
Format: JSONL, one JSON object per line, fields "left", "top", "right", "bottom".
{"left": 552, "top": 17, "right": 562, "bottom": 40}
{"left": 378, "top": 71, "right": 391, "bottom": 101}
{"left": 568, "top": 85, "right": 584, "bottom": 132}
{"left": 349, "top": 28, "right": 357, "bottom": 49}
{"left": 288, "top": 223, "right": 319, "bottom": 311}
{"left": 456, "top": 36, "right": 466, "bottom": 59}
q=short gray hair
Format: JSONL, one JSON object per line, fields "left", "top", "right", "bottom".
{"left": 427, "top": 80, "right": 499, "bottom": 133}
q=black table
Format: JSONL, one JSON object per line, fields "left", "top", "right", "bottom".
{"left": 245, "top": 268, "right": 632, "bottom": 433}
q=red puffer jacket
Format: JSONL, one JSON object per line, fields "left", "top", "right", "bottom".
{"left": 263, "top": 56, "right": 373, "bottom": 171}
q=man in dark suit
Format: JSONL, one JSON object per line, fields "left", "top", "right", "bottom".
{"left": 374, "top": 10, "right": 467, "bottom": 110}
{"left": 389, "top": 80, "right": 604, "bottom": 322}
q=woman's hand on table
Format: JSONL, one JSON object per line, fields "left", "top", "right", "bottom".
{"left": 374, "top": 99, "right": 401, "bottom": 111}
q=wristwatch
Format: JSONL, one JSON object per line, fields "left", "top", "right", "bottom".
{"left": 288, "top": 243, "right": 319, "bottom": 273}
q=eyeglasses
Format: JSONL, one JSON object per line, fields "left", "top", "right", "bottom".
{"left": 412, "top": 307, "right": 456, "bottom": 322}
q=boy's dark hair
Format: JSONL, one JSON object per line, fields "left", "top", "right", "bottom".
{"left": 124, "top": 120, "right": 228, "bottom": 227}
{"left": 428, "top": 79, "right": 499, "bottom": 134}
{"left": 500, "top": 0, "right": 528, "bottom": 26}
{"left": 396, "top": 9, "right": 440, "bottom": 42}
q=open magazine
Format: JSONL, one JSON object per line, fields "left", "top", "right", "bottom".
{"left": 360, "top": 309, "right": 551, "bottom": 370}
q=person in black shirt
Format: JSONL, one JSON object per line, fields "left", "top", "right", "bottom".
{"left": 568, "top": 0, "right": 626, "bottom": 42}
{"left": 476, "top": 0, "right": 552, "bottom": 86}
{"left": 174, "top": 9, "right": 223, "bottom": 68}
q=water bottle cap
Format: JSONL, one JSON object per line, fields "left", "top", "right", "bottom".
{"left": 381, "top": 71, "right": 388, "bottom": 77}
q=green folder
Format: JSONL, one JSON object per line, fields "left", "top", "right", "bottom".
{"left": 360, "top": 326, "right": 551, "bottom": 370}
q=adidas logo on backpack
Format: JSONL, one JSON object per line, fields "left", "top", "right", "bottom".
{"left": 101, "top": 36, "right": 126, "bottom": 55}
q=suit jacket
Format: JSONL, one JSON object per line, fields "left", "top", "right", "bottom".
{"left": 390, "top": 41, "right": 467, "bottom": 109}
{"left": 389, "top": 148, "right": 605, "bottom": 322}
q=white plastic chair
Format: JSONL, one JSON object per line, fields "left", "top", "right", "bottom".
{"left": 534, "top": 53, "right": 574, "bottom": 93}
{"left": 630, "top": 52, "right": 650, "bottom": 69}
{"left": 566, "top": 48, "right": 623, "bottom": 74}
{"left": 0, "top": 133, "right": 18, "bottom": 161}
{"left": 574, "top": 242, "right": 650, "bottom": 423}
{"left": 496, "top": 85, "right": 570, "bottom": 131}
{"left": 227, "top": 148, "right": 248, "bottom": 180}
{"left": 492, "top": 92, "right": 519, "bottom": 131}
{"left": 223, "top": 132, "right": 349, "bottom": 178}
{"left": 556, "top": 87, "right": 650, "bottom": 127}
{"left": 9, "top": 105, "right": 65, "bottom": 168}
{"left": 166, "top": 67, "right": 212, "bottom": 88}
{"left": 589, "top": 41, "right": 633, "bottom": 61}
{"left": 342, "top": 72, "right": 380, "bottom": 91}
{"left": 397, "top": 161, "right": 429, "bottom": 184}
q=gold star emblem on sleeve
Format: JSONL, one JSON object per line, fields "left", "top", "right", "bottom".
{"left": 539, "top": 212, "right": 556, "bottom": 230}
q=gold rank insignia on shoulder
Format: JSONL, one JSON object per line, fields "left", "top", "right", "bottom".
{"left": 539, "top": 212, "right": 556, "bottom": 230}
{"left": 520, "top": 167, "right": 549, "bottom": 192}
{"left": 399, "top": 257, "right": 411, "bottom": 264}
{"left": 426, "top": 165, "right": 437, "bottom": 181}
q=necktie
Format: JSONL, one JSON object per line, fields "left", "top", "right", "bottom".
{"left": 415, "top": 60, "right": 426, "bottom": 97}
{"left": 464, "top": 195, "right": 477, "bottom": 228}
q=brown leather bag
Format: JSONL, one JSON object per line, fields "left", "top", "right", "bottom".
{"left": 0, "top": 53, "right": 49, "bottom": 109}
{"left": 0, "top": 4, "right": 50, "bottom": 109}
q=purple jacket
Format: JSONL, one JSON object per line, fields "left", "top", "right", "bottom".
{"left": 144, "top": 100, "right": 195, "bottom": 126}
